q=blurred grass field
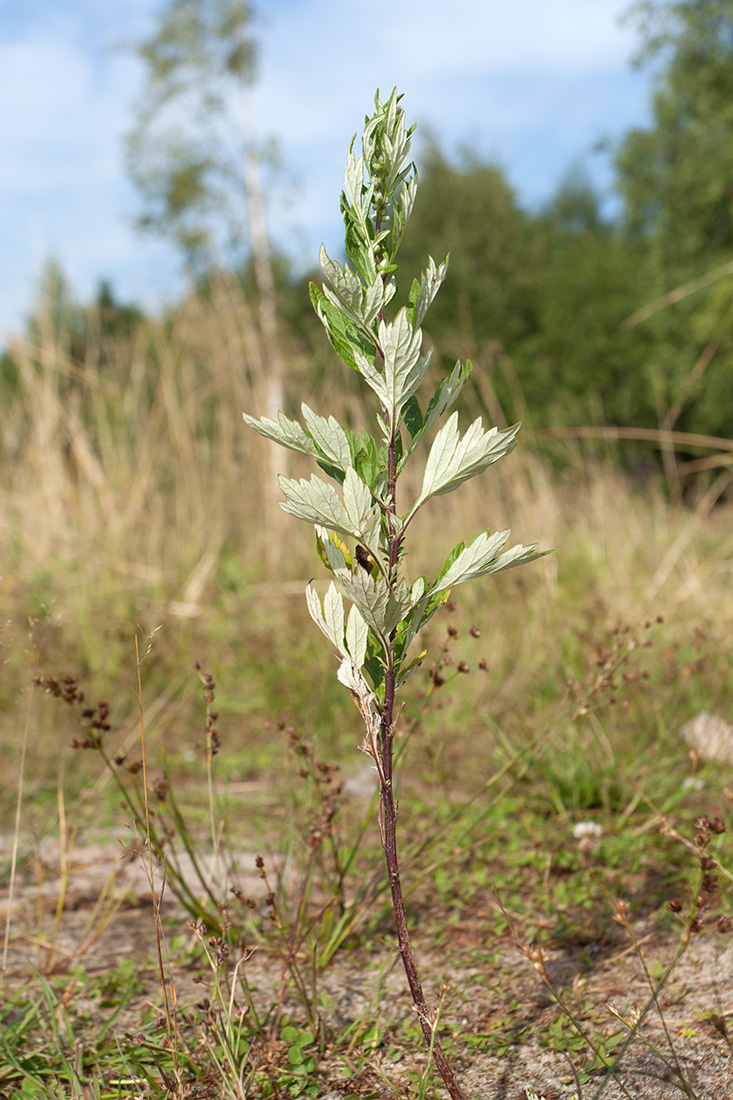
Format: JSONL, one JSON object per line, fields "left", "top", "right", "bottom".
{"left": 1, "top": 277, "right": 732, "bottom": 1100}
{"left": 1, "top": 276, "right": 730, "bottom": 840}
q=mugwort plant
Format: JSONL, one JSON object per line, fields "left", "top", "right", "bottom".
{"left": 245, "top": 88, "right": 545, "bottom": 1099}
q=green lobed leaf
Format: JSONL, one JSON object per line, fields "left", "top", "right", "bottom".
{"left": 347, "top": 428, "right": 381, "bottom": 489}
{"left": 342, "top": 467, "right": 376, "bottom": 541}
{"left": 342, "top": 197, "right": 377, "bottom": 283}
{"left": 362, "top": 272, "right": 397, "bottom": 326}
{"left": 315, "top": 528, "right": 352, "bottom": 574}
{"left": 345, "top": 603, "right": 368, "bottom": 668}
{"left": 398, "top": 585, "right": 451, "bottom": 655}
{"left": 412, "top": 255, "right": 449, "bottom": 328}
{"left": 402, "top": 395, "right": 423, "bottom": 440}
{"left": 400, "top": 359, "right": 472, "bottom": 468}
{"left": 363, "top": 630, "right": 386, "bottom": 691}
{"left": 343, "top": 144, "right": 366, "bottom": 213}
{"left": 372, "top": 310, "right": 433, "bottom": 425}
{"left": 431, "top": 530, "right": 544, "bottom": 594}
{"left": 302, "top": 404, "right": 352, "bottom": 472}
{"left": 336, "top": 569, "right": 412, "bottom": 650}
{"left": 352, "top": 347, "right": 390, "bottom": 411}
{"left": 316, "top": 526, "right": 350, "bottom": 573}
{"left": 319, "top": 246, "right": 364, "bottom": 316}
{"left": 319, "top": 247, "right": 396, "bottom": 334}
{"left": 305, "top": 581, "right": 346, "bottom": 655}
{"left": 316, "top": 458, "right": 346, "bottom": 484}
{"left": 390, "top": 175, "right": 418, "bottom": 258}
{"left": 324, "top": 582, "right": 345, "bottom": 648}
{"left": 242, "top": 410, "right": 318, "bottom": 458}
{"left": 305, "top": 583, "right": 368, "bottom": 668}
{"left": 278, "top": 469, "right": 376, "bottom": 542}
{"left": 413, "top": 412, "right": 521, "bottom": 510}
{"left": 309, "top": 281, "right": 374, "bottom": 370}
{"left": 422, "top": 359, "right": 472, "bottom": 430}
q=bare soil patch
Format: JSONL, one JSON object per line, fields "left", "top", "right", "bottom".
{"left": 3, "top": 840, "right": 732, "bottom": 1098}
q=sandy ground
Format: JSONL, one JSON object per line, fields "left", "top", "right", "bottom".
{"left": 2, "top": 839, "right": 732, "bottom": 1099}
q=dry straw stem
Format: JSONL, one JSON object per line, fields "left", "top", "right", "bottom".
{"left": 1, "top": 681, "right": 35, "bottom": 980}
{"left": 538, "top": 424, "right": 733, "bottom": 455}
{"left": 2, "top": 272, "right": 729, "bottom": 619}
{"left": 620, "top": 256, "right": 733, "bottom": 329}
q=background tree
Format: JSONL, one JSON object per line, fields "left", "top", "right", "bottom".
{"left": 125, "top": 0, "right": 281, "bottom": 378}
{"left": 515, "top": 173, "right": 652, "bottom": 430}
{"left": 614, "top": 0, "right": 733, "bottom": 444}
{"left": 391, "top": 149, "right": 650, "bottom": 432}
{"left": 127, "top": 0, "right": 288, "bottom": 557}
{"left": 126, "top": 0, "right": 259, "bottom": 271}
{"left": 119, "top": 0, "right": 732, "bottom": 458}
{"left": 617, "top": 0, "right": 733, "bottom": 268}
{"left": 397, "top": 144, "right": 541, "bottom": 362}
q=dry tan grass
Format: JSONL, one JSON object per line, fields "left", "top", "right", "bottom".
{"left": 2, "top": 277, "right": 729, "bottom": 608}
{"left": 2, "top": 277, "right": 280, "bottom": 586}
{"left": 0, "top": 279, "right": 731, "bottom": 813}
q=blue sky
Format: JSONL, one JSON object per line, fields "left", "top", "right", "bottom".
{"left": 0, "top": 0, "right": 655, "bottom": 340}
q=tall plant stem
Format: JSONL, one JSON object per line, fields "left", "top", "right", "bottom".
{"left": 379, "top": 684, "right": 466, "bottom": 1100}
{"left": 376, "top": 426, "right": 467, "bottom": 1100}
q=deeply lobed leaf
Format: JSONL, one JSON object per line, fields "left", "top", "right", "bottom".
{"left": 278, "top": 468, "right": 377, "bottom": 544}
{"left": 413, "top": 413, "right": 521, "bottom": 512}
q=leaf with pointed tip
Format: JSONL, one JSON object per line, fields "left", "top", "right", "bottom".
{"left": 306, "top": 583, "right": 368, "bottom": 668}
{"left": 316, "top": 531, "right": 350, "bottom": 573}
{"left": 411, "top": 255, "right": 449, "bottom": 328}
{"left": 431, "top": 530, "right": 544, "bottom": 594}
{"left": 336, "top": 569, "right": 412, "bottom": 648}
{"left": 353, "top": 347, "right": 389, "bottom": 408}
{"left": 398, "top": 349, "right": 432, "bottom": 415}
{"left": 379, "top": 310, "right": 431, "bottom": 418}
{"left": 342, "top": 467, "right": 376, "bottom": 539}
{"left": 391, "top": 176, "right": 417, "bottom": 256}
{"left": 401, "top": 360, "right": 472, "bottom": 466}
{"left": 348, "top": 429, "right": 381, "bottom": 490}
{"left": 315, "top": 527, "right": 351, "bottom": 574}
{"left": 398, "top": 648, "right": 427, "bottom": 686}
{"left": 279, "top": 470, "right": 375, "bottom": 542}
{"left": 399, "top": 586, "right": 451, "bottom": 654}
{"left": 345, "top": 604, "right": 368, "bottom": 668}
{"left": 320, "top": 245, "right": 396, "bottom": 331}
{"left": 363, "top": 274, "right": 396, "bottom": 326}
{"left": 413, "top": 413, "right": 520, "bottom": 510}
{"left": 342, "top": 197, "right": 376, "bottom": 283}
{"left": 305, "top": 581, "right": 346, "bottom": 656}
{"left": 402, "top": 395, "right": 423, "bottom": 441}
{"left": 422, "top": 358, "right": 472, "bottom": 430}
{"left": 243, "top": 411, "right": 318, "bottom": 458}
{"left": 316, "top": 459, "right": 345, "bottom": 484}
{"left": 302, "top": 404, "right": 351, "bottom": 472}
{"left": 410, "top": 576, "right": 426, "bottom": 604}
{"left": 363, "top": 631, "right": 386, "bottom": 691}
{"left": 319, "top": 246, "right": 363, "bottom": 317}
{"left": 309, "top": 282, "right": 374, "bottom": 370}
{"left": 343, "top": 146, "right": 369, "bottom": 214}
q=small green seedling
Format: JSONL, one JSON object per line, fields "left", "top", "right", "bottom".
{"left": 245, "top": 88, "right": 545, "bottom": 1100}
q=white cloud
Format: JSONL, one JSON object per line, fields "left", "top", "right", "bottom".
{"left": 0, "top": 12, "right": 180, "bottom": 338}
{"left": 251, "top": 0, "right": 648, "bottom": 261}
{"left": 0, "top": 0, "right": 650, "bottom": 337}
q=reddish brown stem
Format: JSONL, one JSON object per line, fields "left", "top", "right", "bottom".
{"left": 378, "top": 683, "right": 466, "bottom": 1099}
{"left": 375, "top": 420, "right": 467, "bottom": 1100}
{"left": 369, "top": 190, "right": 466, "bottom": 1098}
